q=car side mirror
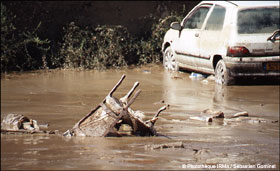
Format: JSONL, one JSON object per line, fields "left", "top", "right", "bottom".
{"left": 170, "top": 22, "right": 181, "bottom": 31}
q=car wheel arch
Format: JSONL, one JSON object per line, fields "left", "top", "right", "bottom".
{"left": 162, "top": 42, "right": 171, "bottom": 53}
{"left": 212, "top": 55, "right": 223, "bottom": 70}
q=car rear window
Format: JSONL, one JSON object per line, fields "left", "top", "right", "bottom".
{"left": 238, "top": 7, "right": 279, "bottom": 34}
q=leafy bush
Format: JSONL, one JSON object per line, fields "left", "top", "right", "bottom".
{"left": 1, "top": 2, "right": 185, "bottom": 72}
{"left": 59, "top": 22, "right": 135, "bottom": 70}
{"left": 58, "top": 11, "right": 185, "bottom": 69}
{"left": 1, "top": 3, "right": 16, "bottom": 72}
{"left": 58, "top": 22, "right": 92, "bottom": 68}
{"left": 93, "top": 25, "right": 135, "bottom": 69}
{"left": 1, "top": 3, "right": 50, "bottom": 72}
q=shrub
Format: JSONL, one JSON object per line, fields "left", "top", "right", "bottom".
{"left": 16, "top": 22, "right": 50, "bottom": 70}
{"left": 1, "top": 3, "right": 16, "bottom": 72}
{"left": 58, "top": 22, "right": 92, "bottom": 68}
{"left": 59, "top": 22, "right": 135, "bottom": 70}
{"left": 1, "top": 3, "right": 50, "bottom": 72}
{"left": 1, "top": 3, "right": 185, "bottom": 72}
{"left": 58, "top": 12, "right": 185, "bottom": 69}
{"left": 93, "top": 25, "right": 135, "bottom": 69}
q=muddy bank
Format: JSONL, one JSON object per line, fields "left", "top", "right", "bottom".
{"left": 1, "top": 64, "right": 279, "bottom": 170}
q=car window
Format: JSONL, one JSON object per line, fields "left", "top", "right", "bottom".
{"left": 184, "top": 6, "right": 210, "bottom": 29}
{"left": 205, "top": 5, "right": 226, "bottom": 31}
{"left": 238, "top": 7, "right": 280, "bottom": 34}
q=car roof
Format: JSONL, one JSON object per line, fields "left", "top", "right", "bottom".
{"left": 200, "top": 1, "right": 279, "bottom": 8}
{"left": 228, "top": 1, "right": 279, "bottom": 7}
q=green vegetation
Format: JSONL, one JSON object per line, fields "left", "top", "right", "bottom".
{"left": 1, "top": 2, "right": 184, "bottom": 73}
{"left": 1, "top": 3, "right": 50, "bottom": 72}
{"left": 58, "top": 23, "right": 135, "bottom": 70}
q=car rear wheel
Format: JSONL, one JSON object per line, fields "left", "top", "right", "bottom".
{"left": 215, "top": 60, "right": 234, "bottom": 85}
{"left": 163, "top": 47, "right": 178, "bottom": 71}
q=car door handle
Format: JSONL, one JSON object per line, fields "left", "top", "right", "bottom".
{"left": 195, "top": 33, "right": 199, "bottom": 37}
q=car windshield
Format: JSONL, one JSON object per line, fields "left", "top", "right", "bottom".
{"left": 238, "top": 7, "right": 279, "bottom": 34}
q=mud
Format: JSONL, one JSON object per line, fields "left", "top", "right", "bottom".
{"left": 1, "top": 64, "right": 279, "bottom": 170}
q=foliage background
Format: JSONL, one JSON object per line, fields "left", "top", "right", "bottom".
{"left": 1, "top": 1, "right": 199, "bottom": 73}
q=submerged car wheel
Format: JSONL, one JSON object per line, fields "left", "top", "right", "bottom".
{"left": 163, "top": 47, "right": 178, "bottom": 71}
{"left": 215, "top": 60, "right": 234, "bottom": 85}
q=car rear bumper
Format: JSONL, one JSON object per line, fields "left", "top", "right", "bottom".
{"left": 223, "top": 56, "right": 280, "bottom": 77}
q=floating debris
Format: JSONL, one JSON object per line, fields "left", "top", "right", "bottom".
{"left": 63, "top": 74, "right": 168, "bottom": 137}
{"left": 2, "top": 114, "right": 39, "bottom": 131}
{"left": 189, "top": 72, "right": 206, "bottom": 80}
{"left": 190, "top": 109, "right": 224, "bottom": 122}
{"left": 1, "top": 113, "right": 54, "bottom": 134}
{"left": 142, "top": 70, "right": 151, "bottom": 74}
{"left": 171, "top": 76, "right": 183, "bottom": 79}
{"left": 145, "top": 142, "right": 184, "bottom": 150}
{"left": 206, "top": 75, "right": 216, "bottom": 81}
{"left": 232, "top": 111, "right": 249, "bottom": 118}
{"left": 201, "top": 75, "right": 215, "bottom": 84}
{"left": 201, "top": 109, "right": 224, "bottom": 118}
{"left": 190, "top": 116, "right": 213, "bottom": 122}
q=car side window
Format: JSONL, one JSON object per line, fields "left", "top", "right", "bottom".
{"left": 205, "top": 5, "right": 226, "bottom": 31}
{"left": 184, "top": 6, "right": 210, "bottom": 29}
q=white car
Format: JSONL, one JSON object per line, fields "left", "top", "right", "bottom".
{"left": 162, "top": 1, "right": 279, "bottom": 85}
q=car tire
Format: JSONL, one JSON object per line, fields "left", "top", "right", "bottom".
{"left": 215, "top": 60, "right": 234, "bottom": 85}
{"left": 163, "top": 46, "right": 179, "bottom": 71}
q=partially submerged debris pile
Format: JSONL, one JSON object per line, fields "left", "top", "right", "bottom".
{"left": 63, "top": 74, "right": 167, "bottom": 137}
{"left": 1, "top": 113, "right": 54, "bottom": 134}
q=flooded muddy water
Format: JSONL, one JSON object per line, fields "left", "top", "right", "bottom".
{"left": 1, "top": 64, "right": 279, "bottom": 170}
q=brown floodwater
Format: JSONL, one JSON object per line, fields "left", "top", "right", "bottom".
{"left": 1, "top": 64, "right": 279, "bottom": 170}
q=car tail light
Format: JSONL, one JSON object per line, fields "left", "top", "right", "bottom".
{"left": 227, "top": 46, "right": 250, "bottom": 57}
